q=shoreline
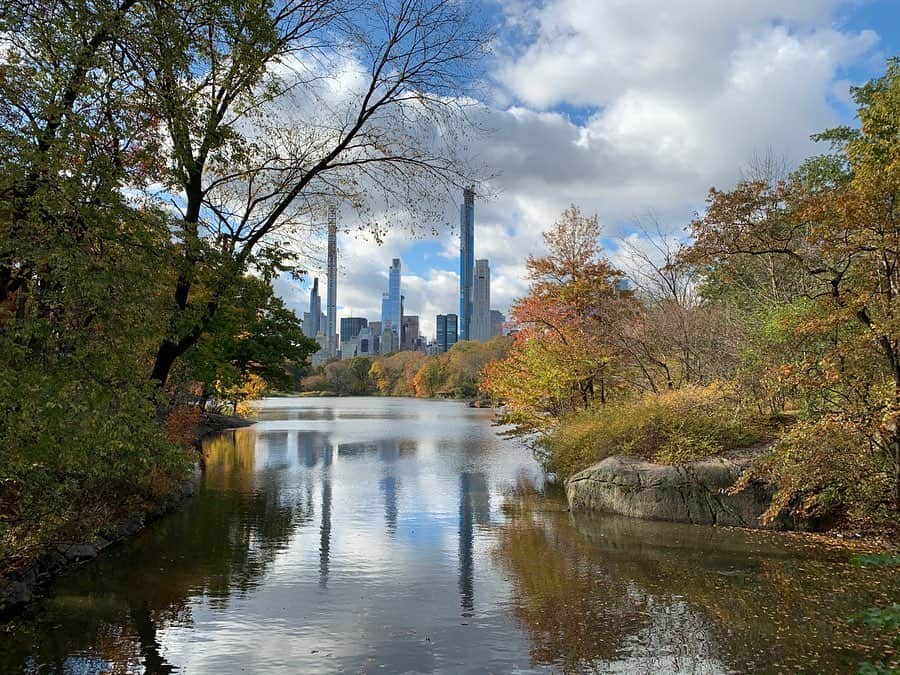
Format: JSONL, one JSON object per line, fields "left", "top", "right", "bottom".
{"left": 0, "top": 412, "right": 254, "bottom": 621}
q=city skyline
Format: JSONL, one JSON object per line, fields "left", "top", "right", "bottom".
{"left": 303, "top": 188, "right": 506, "bottom": 349}
{"left": 272, "top": 2, "right": 898, "bottom": 345}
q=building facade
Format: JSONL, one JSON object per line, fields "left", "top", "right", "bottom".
{"left": 490, "top": 309, "right": 506, "bottom": 337}
{"left": 436, "top": 313, "right": 458, "bottom": 353}
{"left": 401, "top": 315, "right": 419, "bottom": 350}
{"left": 369, "top": 321, "right": 382, "bottom": 355}
{"left": 340, "top": 316, "right": 367, "bottom": 343}
{"left": 326, "top": 205, "right": 338, "bottom": 358}
{"left": 471, "top": 259, "right": 491, "bottom": 342}
{"left": 458, "top": 188, "right": 474, "bottom": 341}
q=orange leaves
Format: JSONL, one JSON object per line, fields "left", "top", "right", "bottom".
{"left": 163, "top": 405, "right": 201, "bottom": 448}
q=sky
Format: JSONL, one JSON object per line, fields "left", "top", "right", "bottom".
{"left": 275, "top": 0, "right": 900, "bottom": 341}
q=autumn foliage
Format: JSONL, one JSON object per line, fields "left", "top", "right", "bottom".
{"left": 485, "top": 61, "right": 900, "bottom": 526}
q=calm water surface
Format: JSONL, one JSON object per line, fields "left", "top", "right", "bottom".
{"left": 2, "top": 397, "right": 897, "bottom": 674}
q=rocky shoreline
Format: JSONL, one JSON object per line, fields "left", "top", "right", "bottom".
{"left": 0, "top": 411, "right": 253, "bottom": 619}
{"left": 565, "top": 447, "right": 810, "bottom": 531}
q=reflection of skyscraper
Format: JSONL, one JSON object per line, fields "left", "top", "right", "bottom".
{"left": 436, "top": 313, "right": 458, "bottom": 353}
{"left": 326, "top": 205, "right": 338, "bottom": 357}
{"left": 381, "top": 475, "right": 397, "bottom": 533}
{"left": 459, "top": 187, "right": 475, "bottom": 341}
{"left": 458, "top": 472, "right": 490, "bottom": 617}
{"left": 319, "top": 472, "right": 332, "bottom": 588}
{"left": 471, "top": 259, "right": 490, "bottom": 342}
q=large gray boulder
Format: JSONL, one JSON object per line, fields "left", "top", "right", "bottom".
{"left": 565, "top": 451, "right": 802, "bottom": 530}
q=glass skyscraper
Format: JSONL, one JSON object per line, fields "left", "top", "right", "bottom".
{"left": 302, "top": 277, "right": 323, "bottom": 338}
{"left": 382, "top": 258, "right": 402, "bottom": 334}
{"left": 436, "top": 313, "right": 458, "bottom": 353}
{"left": 458, "top": 188, "right": 475, "bottom": 341}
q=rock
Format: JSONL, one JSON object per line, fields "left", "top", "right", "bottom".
{"left": 0, "top": 578, "right": 32, "bottom": 613}
{"left": 56, "top": 542, "right": 101, "bottom": 562}
{"left": 100, "top": 517, "right": 144, "bottom": 542}
{"left": 565, "top": 451, "right": 803, "bottom": 530}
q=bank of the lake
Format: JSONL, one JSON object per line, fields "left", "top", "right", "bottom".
{"left": 0, "top": 411, "right": 253, "bottom": 618}
{"left": 2, "top": 397, "right": 896, "bottom": 673}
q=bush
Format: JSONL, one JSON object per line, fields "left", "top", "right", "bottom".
{"left": 542, "top": 384, "right": 766, "bottom": 480}
{"left": 734, "top": 416, "right": 897, "bottom": 527}
{"left": 0, "top": 359, "right": 193, "bottom": 574}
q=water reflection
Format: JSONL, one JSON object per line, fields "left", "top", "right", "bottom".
{"left": 1, "top": 398, "right": 896, "bottom": 674}
{"left": 319, "top": 471, "right": 332, "bottom": 588}
{"left": 495, "top": 506, "right": 899, "bottom": 673}
{"left": 458, "top": 472, "right": 490, "bottom": 616}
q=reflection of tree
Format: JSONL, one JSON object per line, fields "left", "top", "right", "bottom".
{"left": 494, "top": 508, "right": 899, "bottom": 673}
{"left": 493, "top": 514, "right": 648, "bottom": 672}
{"left": 569, "top": 514, "right": 900, "bottom": 672}
{"left": 0, "top": 428, "right": 317, "bottom": 673}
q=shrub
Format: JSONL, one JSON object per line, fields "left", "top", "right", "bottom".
{"left": 542, "top": 383, "right": 766, "bottom": 480}
{"left": 734, "top": 415, "right": 897, "bottom": 527}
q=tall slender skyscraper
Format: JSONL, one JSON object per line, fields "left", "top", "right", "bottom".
{"left": 388, "top": 258, "right": 402, "bottom": 332}
{"left": 471, "top": 259, "right": 490, "bottom": 342}
{"left": 303, "top": 277, "right": 322, "bottom": 338}
{"left": 459, "top": 187, "right": 475, "bottom": 341}
{"left": 326, "top": 205, "right": 338, "bottom": 357}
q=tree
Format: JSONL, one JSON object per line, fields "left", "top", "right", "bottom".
{"left": 134, "top": 0, "right": 487, "bottom": 386}
{"left": 483, "top": 207, "right": 631, "bottom": 429}
{"left": 2, "top": 0, "right": 487, "bottom": 389}
{"left": 175, "top": 275, "right": 318, "bottom": 407}
{"left": 687, "top": 59, "right": 900, "bottom": 514}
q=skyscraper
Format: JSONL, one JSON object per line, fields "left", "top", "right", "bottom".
{"left": 340, "top": 316, "right": 367, "bottom": 342}
{"left": 490, "top": 309, "right": 506, "bottom": 337}
{"left": 326, "top": 205, "right": 338, "bottom": 357}
{"left": 436, "top": 313, "right": 458, "bottom": 353}
{"left": 303, "top": 277, "right": 323, "bottom": 338}
{"left": 381, "top": 258, "right": 402, "bottom": 333}
{"left": 402, "top": 315, "right": 419, "bottom": 350}
{"left": 458, "top": 187, "right": 475, "bottom": 341}
{"left": 471, "top": 259, "right": 490, "bottom": 342}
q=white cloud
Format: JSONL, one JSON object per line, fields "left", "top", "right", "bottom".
{"left": 277, "top": 1, "right": 883, "bottom": 343}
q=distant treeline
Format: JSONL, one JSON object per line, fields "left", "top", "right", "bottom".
{"left": 299, "top": 337, "right": 513, "bottom": 399}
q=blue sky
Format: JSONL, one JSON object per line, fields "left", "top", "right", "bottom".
{"left": 276, "top": 0, "right": 900, "bottom": 341}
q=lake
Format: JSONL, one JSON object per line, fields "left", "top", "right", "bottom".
{"left": 1, "top": 397, "right": 896, "bottom": 673}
